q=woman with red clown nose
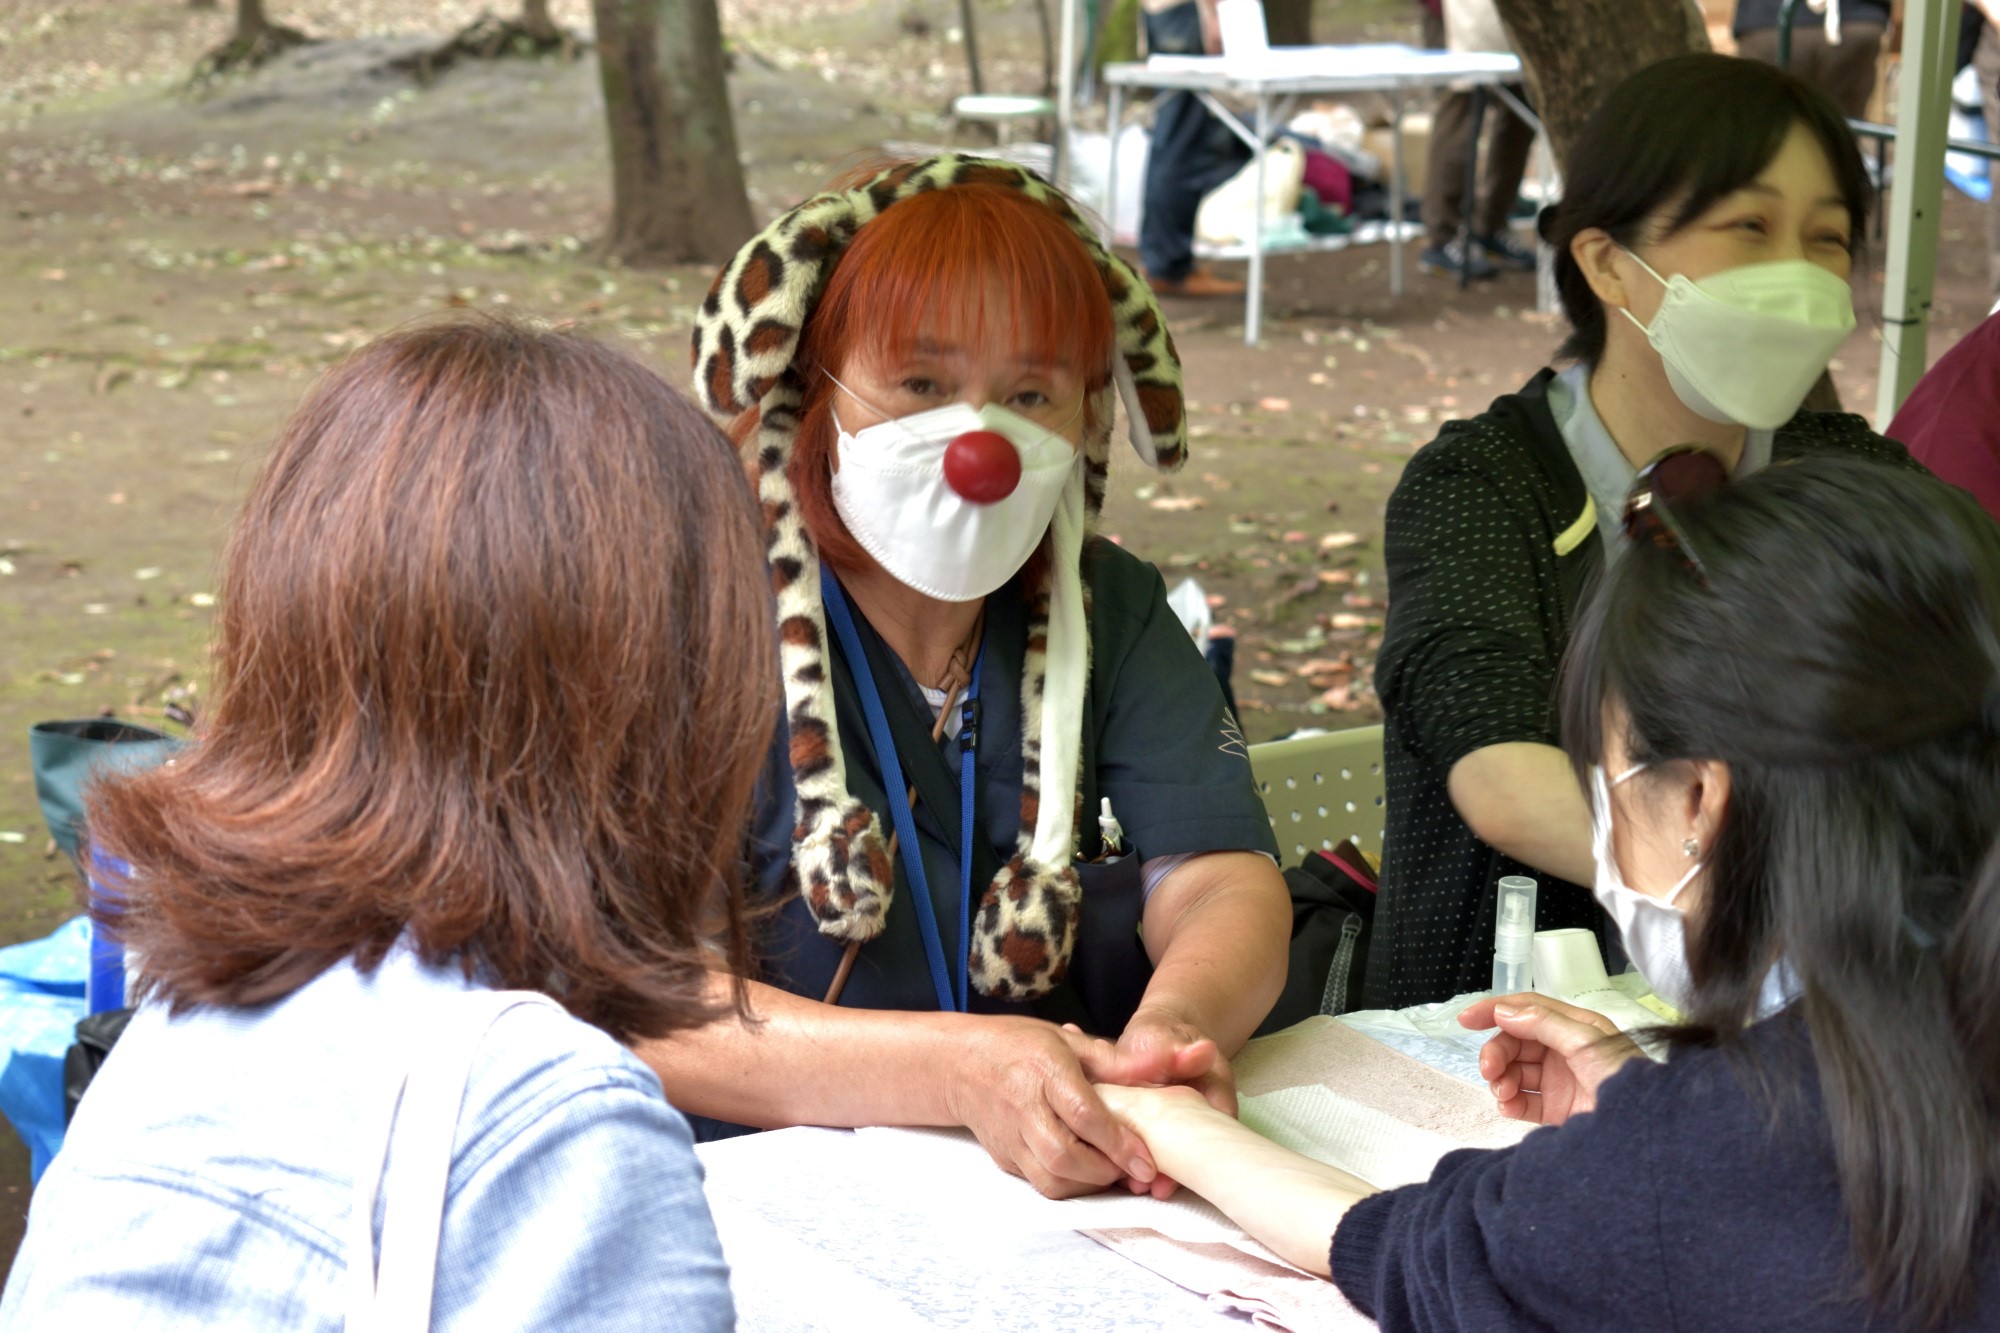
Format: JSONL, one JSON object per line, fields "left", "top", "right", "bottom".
{"left": 642, "top": 155, "right": 1293, "bottom": 1200}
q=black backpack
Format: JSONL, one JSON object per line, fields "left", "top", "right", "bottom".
{"left": 1255, "top": 841, "right": 1378, "bottom": 1036}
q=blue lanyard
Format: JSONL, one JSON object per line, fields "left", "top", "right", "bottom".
{"left": 821, "top": 570, "right": 983, "bottom": 1013}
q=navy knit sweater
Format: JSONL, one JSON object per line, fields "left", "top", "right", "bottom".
{"left": 1330, "top": 1016, "right": 2000, "bottom": 1330}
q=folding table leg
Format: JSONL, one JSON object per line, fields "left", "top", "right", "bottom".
{"left": 1104, "top": 83, "right": 1124, "bottom": 246}
{"left": 1459, "top": 86, "right": 1487, "bottom": 291}
{"left": 1247, "top": 93, "right": 1269, "bottom": 346}
{"left": 1390, "top": 86, "right": 1406, "bottom": 298}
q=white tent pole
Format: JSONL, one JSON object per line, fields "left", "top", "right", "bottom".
{"left": 1874, "top": 0, "right": 1962, "bottom": 428}
{"left": 1055, "top": 0, "right": 1080, "bottom": 188}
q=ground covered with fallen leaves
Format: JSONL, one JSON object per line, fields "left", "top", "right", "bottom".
{"left": 3, "top": 0, "right": 1998, "bottom": 1255}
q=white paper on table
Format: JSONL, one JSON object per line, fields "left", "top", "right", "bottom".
{"left": 850, "top": 1125, "right": 1250, "bottom": 1243}
{"left": 1239, "top": 1084, "right": 1465, "bottom": 1190}
{"left": 703, "top": 1193, "right": 939, "bottom": 1333}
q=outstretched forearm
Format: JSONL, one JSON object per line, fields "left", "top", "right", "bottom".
{"left": 637, "top": 974, "right": 1163, "bottom": 1198}
{"left": 632, "top": 975, "right": 965, "bottom": 1129}
{"left": 1103, "top": 1087, "right": 1375, "bottom": 1277}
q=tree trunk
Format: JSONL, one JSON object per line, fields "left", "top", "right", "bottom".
{"left": 521, "top": 0, "right": 562, "bottom": 43}
{"left": 958, "top": 0, "right": 985, "bottom": 95}
{"left": 1491, "top": 0, "right": 1708, "bottom": 164}
{"left": 592, "top": 0, "right": 755, "bottom": 266}
{"left": 193, "top": 0, "right": 310, "bottom": 77}
{"left": 236, "top": 0, "right": 272, "bottom": 40}
{"left": 1262, "top": 0, "right": 1313, "bottom": 47}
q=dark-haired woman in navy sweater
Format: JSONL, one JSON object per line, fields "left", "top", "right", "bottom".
{"left": 1100, "top": 454, "right": 2000, "bottom": 1330}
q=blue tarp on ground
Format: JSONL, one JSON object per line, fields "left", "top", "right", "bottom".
{"left": 0, "top": 918, "right": 90, "bottom": 1181}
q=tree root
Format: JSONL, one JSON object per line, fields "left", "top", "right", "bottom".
{"left": 191, "top": 22, "right": 315, "bottom": 82}
{"left": 391, "top": 11, "right": 588, "bottom": 84}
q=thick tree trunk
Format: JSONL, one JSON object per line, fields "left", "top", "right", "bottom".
{"left": 592, "top": 0, "right": 755, "bottom": 266}
{"left": 194, "top": 0, "right": 310, "bottom": 77}
{"left": 236, "top": 0, "right": 274, "bottom": 40}
{"left": 1262, "top": 0, "right": 1313, "bottom": 47}
{"left": 1491, "top": 0, "right": 1708, "bottom": 164}
{"left": 521, "top": 0, "right": 562, "bottom": 43}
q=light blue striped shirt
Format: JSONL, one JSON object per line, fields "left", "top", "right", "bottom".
{"left": 1, "top": 943, "right": 733, "bottom": 1331}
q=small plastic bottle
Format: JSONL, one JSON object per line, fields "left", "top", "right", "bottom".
{"left": 1492, "top": 874, "right": 1538, "bottom": 994}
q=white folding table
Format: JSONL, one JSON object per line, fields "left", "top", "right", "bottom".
{"left": 1100, "top": 45, "right": 1527, "bottom": 345}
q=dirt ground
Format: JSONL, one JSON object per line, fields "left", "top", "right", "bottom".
{"left": 2, "top": 0, "right": 1997, "bottom": 1272}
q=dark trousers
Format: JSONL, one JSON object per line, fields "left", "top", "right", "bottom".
{"left": 1735, "top": 22, "right": 1884, "bottom": 118}
{"left": 1139, "top": 2, "right": 1252, "bottom": 280}
{"left": 1421, "top": 85, "right": 1534, "bottom": 249}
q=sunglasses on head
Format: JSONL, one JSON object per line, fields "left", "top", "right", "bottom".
{"left": 1622, "top": 445, "right": 1729, "bottom": 585}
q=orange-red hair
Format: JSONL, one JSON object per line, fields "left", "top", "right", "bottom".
{"left": 742, "top": 172, "right": 1117, "bottom": 573}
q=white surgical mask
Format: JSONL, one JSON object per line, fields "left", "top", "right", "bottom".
{"left": 1590, "top": 762, "right": 1703, "bottom": 1012}
{"left": 829, "top": 386, "right": 1080, "bottom": 603}
{"left": 1618, "top": 252, "right": 1855, "bottom": 430}
{"left": 1590, "top": 762, "right": 1797, "bottom": 1020}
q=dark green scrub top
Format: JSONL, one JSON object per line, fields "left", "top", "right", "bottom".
{"left": 748, "top": 537, "right": 1278, "bottom": 1022}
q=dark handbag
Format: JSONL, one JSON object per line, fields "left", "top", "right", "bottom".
{"left": 1254, "top": 840, "right": 1379, "bottom": 1036}
{"left": 62, "top": 1006, "right": 134, "bottom": 1125}
{"left": 30, "top": 718, "right": 180, "bottom": 870}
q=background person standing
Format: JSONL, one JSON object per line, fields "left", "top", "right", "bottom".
{"left": 1972, "top": 2, "right": 2000, "bottom": 304}
{"left": 1419, "top": 0, "right": 1536, "bottom": 281}
{"left": 1732, "top": 0, "right": 1892, "bottom": 117}
{"left": 1138, "top": 0, "right": 1251, "bottom": 296}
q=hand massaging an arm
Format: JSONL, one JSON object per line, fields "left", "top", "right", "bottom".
{"left": 632, "top": 851, "right": 1290, "bottom": 1199}
{"left": 1119, "top": 850, "right": 1293, "bottom": 1112}
{"left": 635, "top": 976, "right": 1160, "bottom": 1198}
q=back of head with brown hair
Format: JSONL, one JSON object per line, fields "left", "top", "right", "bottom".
{"left": 88, "top": 317, "right": 775, "bottom": 1043}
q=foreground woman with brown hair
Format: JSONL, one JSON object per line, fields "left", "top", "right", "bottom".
{"left": 1, "top": 320, "right": 768, "bottom": 1330}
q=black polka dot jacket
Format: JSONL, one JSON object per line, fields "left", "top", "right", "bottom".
{"left": 1364, "top": 367, "right": 1922, "bottom": 1009}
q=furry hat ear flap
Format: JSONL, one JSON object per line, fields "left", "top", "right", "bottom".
{"left": 692, "top": 155, "right": 1186, "bottom": 997}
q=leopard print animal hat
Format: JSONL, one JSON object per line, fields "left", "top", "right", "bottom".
{"left": 692, "top": 154, "right": 1187, "bottom": 1001}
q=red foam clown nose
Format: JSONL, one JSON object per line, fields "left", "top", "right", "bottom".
{"left": 942, "top": 430, "right": 1021, "bottom": 504}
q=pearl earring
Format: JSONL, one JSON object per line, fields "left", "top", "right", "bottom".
{"left": 1682, "top": 837, "right": 1700, "bottom": 858}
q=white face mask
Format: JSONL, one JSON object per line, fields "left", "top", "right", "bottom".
{"left": 829, "top": 387, "right": 1081, "bottom": 603}
{"left": 1590, "top": 762, "right": 1799, "bottom": 1020}
{"left": 1618, "top": 252, "right": 1855, "bottom": 431}
{"left": 1590, "top": 762, "right": 1703, "bottom": 1013}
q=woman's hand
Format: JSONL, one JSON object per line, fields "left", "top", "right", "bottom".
{"left": 1069, "top": 1008, "right": 1236, "bottom": 1199}
{"left": 1099, "top": 1007, "right": 1237, "bottom": 1114}
{"left": 944, "top": 1017, "right": 1160, "bottom": 1200}
{"left": 1457, "top": 993, "right": 1643, "bottom": 1126}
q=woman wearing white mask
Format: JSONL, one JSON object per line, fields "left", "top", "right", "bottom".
{"left": 1368, "top": 53, "right": 1922, "bottom": 1010}
{"left": 643, "top": 156, "right": 1293, "bottom": 1200}
{"left": 1097, "top": 455, "right": 2000, "bottom": 1328}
